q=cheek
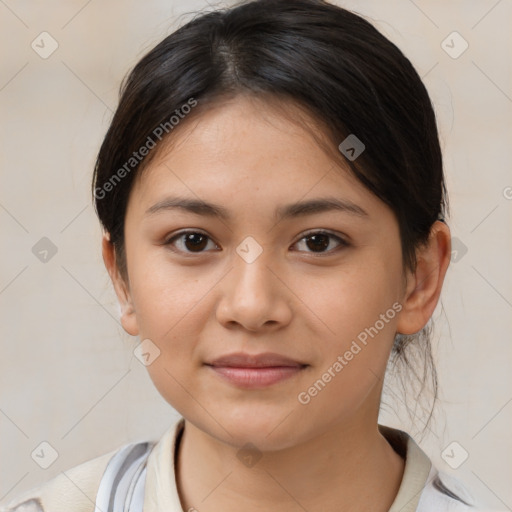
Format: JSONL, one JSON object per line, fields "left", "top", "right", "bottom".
{"left": 127, "top": 245, "right": 210, "bottom": 337}
{"left": 293, "top": 264, "right": 402, "bottom": 421}
{"left": 296, "top": 255, "right": 402, "bottom": 341}
{"left": 128, "top": 252, "right": 212, "bottom": 410}
{"left": 294, "top": 253, "right": 403, "bottom": 409}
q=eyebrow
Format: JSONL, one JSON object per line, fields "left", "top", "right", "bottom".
{"left": 145, "top": 196, "right": 369, "bottom": 221}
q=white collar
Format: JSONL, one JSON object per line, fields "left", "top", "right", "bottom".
{"left": 143, "top": 417, "right": 471, "bottom": 512}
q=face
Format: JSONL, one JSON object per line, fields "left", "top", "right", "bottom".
{"left": 107, "top": 95, "right": 431, "bottom": 451}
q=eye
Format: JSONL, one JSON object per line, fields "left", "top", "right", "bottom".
{"left": 164, "top": 230, "right": 219, "bottom": 255}
{"left": 292, "top": 230, "right": 349, "bottom": 255}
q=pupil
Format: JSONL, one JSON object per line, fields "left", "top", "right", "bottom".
{"left": 185, "top": 233, "right": 207, "bottom": 251}
{"left": 307, "top": 234, "right": 329, "bottom": 252}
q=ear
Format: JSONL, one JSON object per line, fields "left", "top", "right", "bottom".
{"left": 101, "top": 232, "right": 139, "bottom": 336}
{"left": 396, "top": 220, "right": 451, "bottom": 335}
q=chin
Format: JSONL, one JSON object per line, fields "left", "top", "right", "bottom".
{"left": 211, "top": 406, "right": 306, "bottom": 451}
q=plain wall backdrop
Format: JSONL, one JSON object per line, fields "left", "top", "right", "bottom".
{"left": 1, "top": 0, "right": 511, "bottom": 509}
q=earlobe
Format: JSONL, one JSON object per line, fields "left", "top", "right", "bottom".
{"left": 101, "top": 233, "right": 140, "bottom": 336}
{"left": 395, "top": 221, "right": 451, "bottom": 335}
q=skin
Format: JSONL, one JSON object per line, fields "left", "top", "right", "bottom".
{"left": 102, "top": 95, "right": 451, "bottom": 512}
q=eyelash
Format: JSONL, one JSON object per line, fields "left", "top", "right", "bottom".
{"left": 163, "top": 229, "right": 349, "bottom": 257}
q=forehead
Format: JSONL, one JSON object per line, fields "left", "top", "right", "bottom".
{"left": 127, "top": 95, "right": 388, "bottom": 222}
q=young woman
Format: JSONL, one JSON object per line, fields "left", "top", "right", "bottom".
{"left": 1, "top": 0, "right": 497, "bottom": 511}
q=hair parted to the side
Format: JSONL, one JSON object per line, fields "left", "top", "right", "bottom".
{"left": 92, "top": 0, "right": 449, "bottom": 436}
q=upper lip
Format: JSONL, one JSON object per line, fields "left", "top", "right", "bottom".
{"left": 206, "top": 352, "right": 306, "bottom": 368}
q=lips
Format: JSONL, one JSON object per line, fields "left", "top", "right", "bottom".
{"left": 206, "top": 352, "right": 306, "bottom": 368}
{"left": 205, "top": 352, "right": 308, "bottom": 388}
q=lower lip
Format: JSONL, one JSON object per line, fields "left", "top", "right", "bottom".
{"left": 207, "top": 365, "right": 306, "bottom": 388}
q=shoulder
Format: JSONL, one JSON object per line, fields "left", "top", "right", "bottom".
{"left": 418, "top": 468, "right": 502, "bottom": 512}
{"left": 0, "top": 447, "right": 119, "bottom": 512}
{"left": 378, "top": 424, "right": 502, "bottom": 512}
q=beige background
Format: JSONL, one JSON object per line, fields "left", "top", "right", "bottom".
{"left": 1, "top": 0, "right": 511, "bottom": 509}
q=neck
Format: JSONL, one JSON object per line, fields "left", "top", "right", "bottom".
{"left": 175, "top": 415, "right": 405, "bottom": 512}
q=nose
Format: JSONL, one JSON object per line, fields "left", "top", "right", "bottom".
{"left": 215, "top": 249, "right": 293, "bottom": 332}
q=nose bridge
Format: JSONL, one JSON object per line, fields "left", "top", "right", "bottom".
{"left": 216, "top": 236, "right": 290, "bottom": 330}
{"left": 232, "top": 236, "right": 275, "bottom": 300}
